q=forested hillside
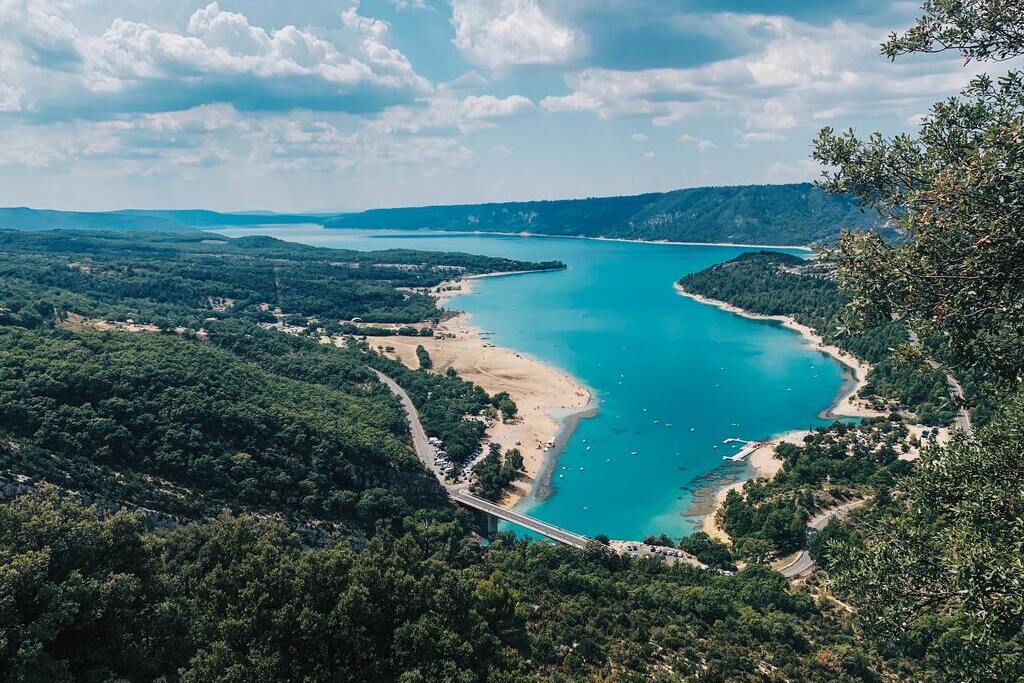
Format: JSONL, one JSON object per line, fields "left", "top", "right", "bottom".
{"left": 0, "top": 230, "right": 561, "bottom": 527}
{"left": 0, "top": 229, "right": 562, "bottom": 327}
{"left": 679, "top": 252, "right": 957, "bottom": 425}
{"left": 326, "top": 183, "right": 882, "bottom": 246}
{"left": 4, "top": 184, "right": 880, "bottom": 247}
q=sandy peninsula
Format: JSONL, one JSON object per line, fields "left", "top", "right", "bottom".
{"left": 674, "top": 283, "right": 885, "bottom": 420}
{"left": 356, "top": 307, "right": 593, "bottom": 507}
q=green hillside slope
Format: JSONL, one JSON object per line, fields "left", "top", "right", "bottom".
{"left": 326, "top": 183, "right": 882, "bottom": 246}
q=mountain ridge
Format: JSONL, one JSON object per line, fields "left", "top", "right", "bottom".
{"left": 1, "top": 183, "right": 882, "bottom": 245}
{"left": 325, "top": 182, "right": 884, "bottom": 246}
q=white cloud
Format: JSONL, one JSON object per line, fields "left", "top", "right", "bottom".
{"left": 440, "top": 70, "right": 489, "bottom": 91}
{"left": 741, "top": 131, "right": 784, "bottom": 142}
{"left": 643, "top": 150, "right": 654, "bottom": 158}
{"left": 91, "top": 4, "right": 428, "bottom": 98}
{"left": 745, "top": 99, "right": 797, "bottom": 131}
{"left": 460, "top": 94, "right": 533, "bottom": 119}
{"left": 390, "top": 0, "right": 432, "bottom": 9}
{"left": 0, "top": 102, "right": 481, "bottom": 175}
{"left": 539, "top": 12, "right": 987, "bottom": 131}
{"left": 539, "top": 91, "right": 601, "bottom": 113}
{"left": 0, "top": 0, "right": 82, "bottom": 69}
{"left": 370, "top": 93, "right": 534, "bottom": 135}
{"left": 813, "top": 106, "right": 846, "bottom": 120}
{"left": 630, "top": 132, "right": 647, "bottom": 142}
{"left": 0, "top": 84, "right": 26, "bottom": 112}
{"left": 451, "top": 0, "right": 578, "bottom": 69}
{"left": 2, "top": 2, "right": 431, "bottom": 116}
{"left": 678, "top": 133, "right": 716, "bottom": 151}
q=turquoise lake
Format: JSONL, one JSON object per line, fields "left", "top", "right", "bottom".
{"left": 216, "top": 225, "right": 848, "bottom": 541}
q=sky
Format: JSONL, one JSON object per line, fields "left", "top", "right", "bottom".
{"left": 0, "top": 0, "right": 987, "bottom": 211}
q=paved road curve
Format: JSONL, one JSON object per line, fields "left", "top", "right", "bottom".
{"left": 907, "top": 331, "right": 973, "bottom": 436}
{"left": 778, "top": 499, "right": 866, "bottom": 578}
{"left": 373, "top": 369, "right": 591, "bottom": 549}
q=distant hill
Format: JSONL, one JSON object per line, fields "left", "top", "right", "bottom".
{"left": 3, "top": 183, "right": 883, "bottom": 245}
{"left": 325, "top": 183, "right": 883, "bottom": 246}
{"left": 0, "top": 207, "right": 322, "bottom": 232}
{"left": 0, "top": 207, "right": 189, "bottom": 232}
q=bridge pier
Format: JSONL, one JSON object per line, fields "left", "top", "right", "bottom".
{"left": 472, "top": 507, "right": 499, "bottom": 539}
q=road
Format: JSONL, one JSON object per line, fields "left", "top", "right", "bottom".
{"left": 941, "top": 370, "right": 973, "bottom": 435}
{"left": 778, "top": 499, "right": 866, "bottom": 578}
{"left": 373, "top": 369, "right": 591, "bottom": 549}
{"left": 907, "top": 331, "right": 973, "bottom": 435}
{"left": 371, "top": 369, "right": 446, "bottom": 479}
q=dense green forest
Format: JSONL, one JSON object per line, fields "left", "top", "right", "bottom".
{"left": 0, "top": 230, "right": 555, "bottom": 528}
{"left": 0, "top": 229, "right": 562, "bottom": 327}
{"left": 326, "top": 183, "right": 881, "bottom": 246}
{"left": 719, "top": 418, "right": 917, "bottom": 560}
{"left": 3, "top": 486, "right": 917, "bottom": 682}
{"left": 678, "top": 252, "right": 957, "bottom": 425}
{"left": 4, "top": 2, "right": 1024, "bottom": 680}
{"left": 471, "top": 445, "right": 525, "bottom": 501}
{"left": 0, "top": 226, "right": 912, "bottom": 680}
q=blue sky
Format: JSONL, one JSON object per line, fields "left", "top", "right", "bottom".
{"left": 0, "top": 0, "right": 987, "bottom": 211}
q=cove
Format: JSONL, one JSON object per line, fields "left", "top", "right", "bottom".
{"left": 216, "top": 225, "right": 848, "bottom": 541}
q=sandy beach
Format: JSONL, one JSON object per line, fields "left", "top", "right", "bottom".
{"left": 355, "top": 311, "right": 593, "bottom": 507}
{"left": 674, "top": 284, "right": 885, "bottom": 420}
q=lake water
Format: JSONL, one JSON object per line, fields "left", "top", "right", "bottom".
{"left": 216, "top": 225, "right": 847, "bottom": 541}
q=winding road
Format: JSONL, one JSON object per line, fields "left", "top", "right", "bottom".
{"left": 907, "top": 331, "right": 973, "bottom": 436}
{"left": 778, "top": 499, "right": 866, "bottom": 578}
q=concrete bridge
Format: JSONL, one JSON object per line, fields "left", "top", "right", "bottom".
{"left": 449, "top": 490, "right": 589, "bottom": 548}
{"left": 373, "top": 369, "right": 590, "bottom": 548}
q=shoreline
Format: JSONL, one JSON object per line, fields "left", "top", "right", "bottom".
{"left": 674, "top": 282, "right": 885, "bottom": 542}
{"left": 674, "top": 283, "right": 885, "bottom": 420}
{"left": 359, "top": 308, "right": 594, "bottom": 509}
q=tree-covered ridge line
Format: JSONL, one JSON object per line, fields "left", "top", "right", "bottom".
{"left": 0, "top": 324, "right": 452, "bottom": 533}
{"left": 326, "top": 183, "right": 884, "bottom": 246}
{"left": 678, "top": 252, "right": 959, "bottom": 426}
{"left": 3, "top": 184, "right": 882, "bottom": 246}
{"left": 0, "top": 229, "right": 564, "bottom": 329}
